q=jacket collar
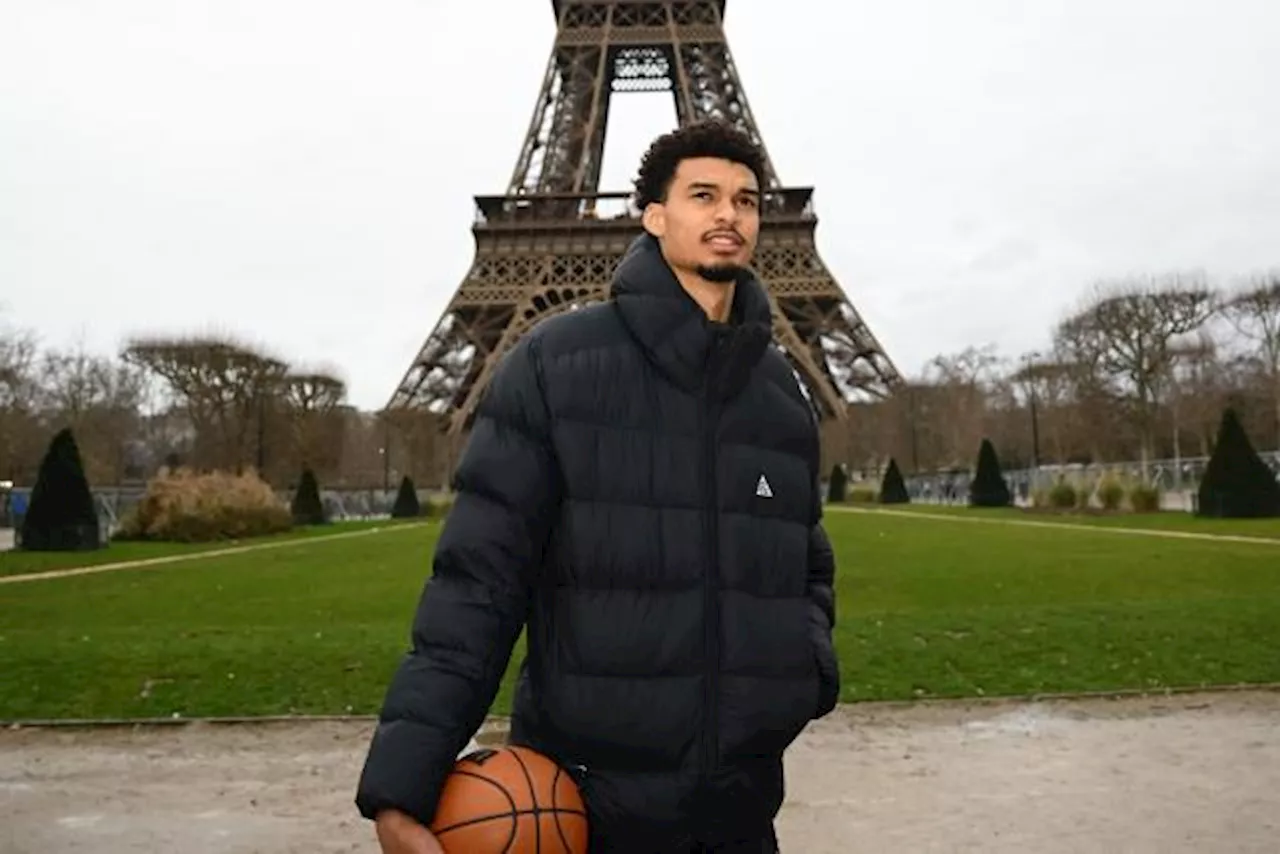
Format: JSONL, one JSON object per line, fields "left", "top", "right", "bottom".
{"left": 610, "top": 232, "right": 773, "bottom": 399}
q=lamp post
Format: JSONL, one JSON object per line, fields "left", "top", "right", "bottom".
{"left": 908, "top": 385, "right": 920, "bottom": 475}
{"left": 1030, "top": 388, "right": 1041, "bottom": 470}
{"left": 380, "top": 416, "right": 391, "bottom": 493}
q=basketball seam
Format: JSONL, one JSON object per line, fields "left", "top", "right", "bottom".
{"left": 435, "top": 807, "right": 585, "bottom": 833}
{"left": 509, "top": 747, "right": 541, "bottom": 854}
{"left": 435, "top": 747, "right": 588, "bottom": 853}
{"left": 434, "top": 768, "right": 520, "bottom": 853}
{"left": 552, "top": 764, "right": 574, "bottom": 854}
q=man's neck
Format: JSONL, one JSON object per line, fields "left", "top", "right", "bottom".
{"left": 674, "top": 268, "right": 736, "bottom": 323}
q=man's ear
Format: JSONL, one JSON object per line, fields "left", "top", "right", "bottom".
{"left": 641, "top": 203, "right": 665, "bottom": 238}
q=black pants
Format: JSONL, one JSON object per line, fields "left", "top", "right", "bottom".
{"left": 684, "top": 827, "right": 779, "bottom": 853}
{"left": 592, "top": 815, "right": 779, "bottom": 853}
{"left": 592, "top": 828, "right": 778, "bottom": 853}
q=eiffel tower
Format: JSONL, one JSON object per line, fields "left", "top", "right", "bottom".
{"left": 387, "top": 0, "right": 902, "bottom": 439}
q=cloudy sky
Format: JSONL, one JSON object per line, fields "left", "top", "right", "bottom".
{"left": 2, "top": 0, "right": 1277, "bottom": 410}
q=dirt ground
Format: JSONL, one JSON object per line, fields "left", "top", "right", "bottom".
{"left": 2, "top": 689, "right": 1278, "bottom": 853}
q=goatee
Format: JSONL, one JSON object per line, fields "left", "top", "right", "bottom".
{"left": 696, "top": 263, "right": 747, "bottom": 284}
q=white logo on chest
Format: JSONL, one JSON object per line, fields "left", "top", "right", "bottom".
{"left": 755, "top": 474, "right": 773, "bottom": 499}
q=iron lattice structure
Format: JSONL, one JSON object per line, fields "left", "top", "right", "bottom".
{"left": 389, "top": 0, "right": 902, "bottom": 435}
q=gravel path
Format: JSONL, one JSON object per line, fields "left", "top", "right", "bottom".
{"left": 3, "top": 689, "right": 1278, "bottom": 853}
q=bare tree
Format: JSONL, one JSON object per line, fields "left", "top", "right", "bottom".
{"left": 842, "top": 397, "right": 902, "bottom": 475}
{"left": 331, "top": 409, "right": 384, "bottom": 488}
{"left": 1162, "top": 334, "right": 1219, "bottom": 481}
{"left": 0, "top": 317, "right": 41, "bottom": 482}
{"left": 918, "top": 344, "right": 1001, "bottom": 468}
{"left": 282, "top": 371, "right": 347, "bottom": 478}
{"left": 384, "top": 407, "right": 450, "bottom": 489}
{"left": 1220, "top": 271, "right": 1280, "bottom": 448}
{"left": 926, "top": 344, "right": 1001, "bottom": 387}
{"left": 123, "top": 335, "right": 289, "bottom": 474}
{"left": 0, "top": 323, "right": 38, "bottom": 408}
{"left": 1009, "top": 351, "right": 1075, "bottom": 466}
{"left": 38, "top": 345, "right": 148, "bottom": 418}
{"left": 1054, "top": 275, "right": 1217, "bottom": 478}
{"left": 37, "top": 344, "right": 149, "bottom": 483}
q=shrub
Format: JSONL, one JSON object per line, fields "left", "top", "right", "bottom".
{"left": 423, "top": 494, "right": 454, "bottom": 519}
{"left": 826, "top": 464, "right": 848, "bottom": 503}
{"left": 391, "top": 475, "right": 421, "bottom": 518}
{"left": 1097, "top": 477, "right": 1125, "bottom": 511}
{"left": 116, "top": 468, "right": 292, "bottom": 543}
{"left": 848, "top": 486, "right": 878, "bottom": 503}
{"left": 1196, "top": 408, "right": 1280, "bottom": 518}
{"left": 879, "top": 458, "right": 910, "bottom": 504}
{"left": 968, "top": 439, "right": 1012, "bottom": 507}
{"left": 291, "top": 467, "right": 328, "bottom": 526}
{"left": 1048, "top": 480, "right": 1077, "bottom": 509}
{"left": 1129, "top": 484, "right": 1161, "bottom": 513}
{"left": 19, "top": 427, "right": 102, "bottom": 551}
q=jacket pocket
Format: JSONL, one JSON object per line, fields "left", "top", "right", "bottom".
{"left": 812, "top": 635, "right": 839, "bottom": 719}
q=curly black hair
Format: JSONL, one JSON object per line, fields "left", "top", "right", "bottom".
{"left": 632, "top": 119, "right": 767, "bottom": 210}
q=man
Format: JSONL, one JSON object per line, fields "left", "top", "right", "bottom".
{"left": 356, "top": 119, "right": 839, "bottom": 853}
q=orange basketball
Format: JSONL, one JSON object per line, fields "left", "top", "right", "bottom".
{"left": 429, "top": 745, "right": 589, "bottom": 853}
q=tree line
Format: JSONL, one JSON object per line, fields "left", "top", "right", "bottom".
{"left": 3, "top": 269, "right": 1277, "bottom": 490}
{"left": 843, "top": 270, "right": 1280, "bottom": 477}
{"left": 0, "top": 326, "right": 447, "bottom": 490}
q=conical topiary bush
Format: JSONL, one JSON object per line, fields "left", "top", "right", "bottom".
{"left": 1197, "top": 408, "right": 1280, "bottom": 518}
{"left": 391, "top": 475, "right": 421, "bottom": 519}
{"left": 968, "top": 438, "right": 1012, "bottom": 507}
{"left": 291, "top": 467, "right": 328, "bottom": 525}
{"left": 879, "top": 457, "right": 910, "bottom": 504}
{"left": 19, "top": 427, "right": 102, "bottom": 551}
{"left": 826, "top": 463, "right": 848, "bottom": 503}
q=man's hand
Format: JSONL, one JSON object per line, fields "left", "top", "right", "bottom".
{"left": 375, "top": 809, "right": 445, "bottom": 854}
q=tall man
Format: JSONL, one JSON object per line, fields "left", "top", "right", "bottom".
{"left": 358, "top": 119, "right": 839, "bottom": 853}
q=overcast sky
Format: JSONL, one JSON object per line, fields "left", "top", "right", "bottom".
{"left": 3, "top": 0, "right": 1278, "bottom": 410}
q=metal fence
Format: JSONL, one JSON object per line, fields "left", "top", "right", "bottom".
{"left": 855, "top": 452, "right": 1280, "bottom": 511}
{"left": 4, "top": 451, "right": 1278, "bottom": 536}
{"left": 0, "top": 485, "right": 453, "bottom": 540}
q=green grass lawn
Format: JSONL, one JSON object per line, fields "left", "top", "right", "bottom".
{"left": 840, "top": 502, "right": 1280, "bottom": 540}
{"left": 1, "top": 509, "right": 1278, "bottom": 721}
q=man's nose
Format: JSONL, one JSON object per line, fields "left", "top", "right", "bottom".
{"left": 713, "top": 198, "right": 737, "bottom": 224}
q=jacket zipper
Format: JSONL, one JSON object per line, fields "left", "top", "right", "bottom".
{"left": 699, "top": 338, "right": 724, "bottom": 790}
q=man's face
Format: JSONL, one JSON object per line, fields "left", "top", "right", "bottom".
{"left": 642, "top": 156, "right": 761, "bottom": 283}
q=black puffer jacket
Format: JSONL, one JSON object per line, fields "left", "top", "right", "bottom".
{"left": 356, "top": 233, "right": 839, "bottom": 851}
